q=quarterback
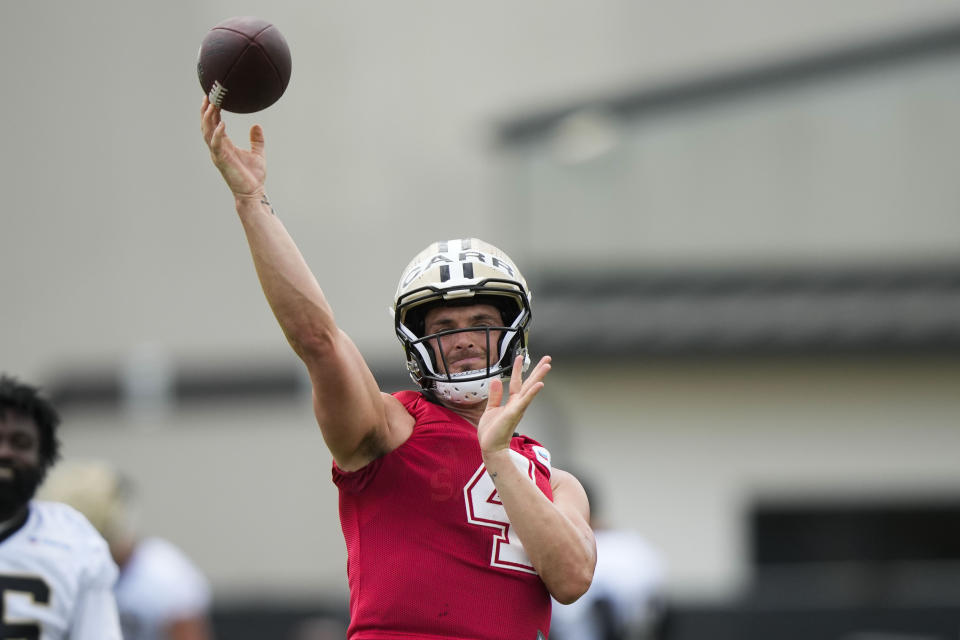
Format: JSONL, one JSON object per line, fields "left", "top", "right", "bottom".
{"left": 201, "top": 97, "right": 596, "bottom": 639}
{"left": 0, "top": 375, "right": 122, "bottom": 640}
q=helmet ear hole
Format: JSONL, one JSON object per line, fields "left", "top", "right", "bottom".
{"left": 401, "top": 304, "right": 430, "bottom": 340}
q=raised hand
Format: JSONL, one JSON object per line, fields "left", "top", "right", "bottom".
{"left": 477, "top": 355, "right": 552, "bottom": 457}
{"left": 200, "top": 96, "right": 267, "bottom": 199}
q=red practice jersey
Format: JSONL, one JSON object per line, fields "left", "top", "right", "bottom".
{"left": 333, "top": 390, "right": 554, "bottom": 640}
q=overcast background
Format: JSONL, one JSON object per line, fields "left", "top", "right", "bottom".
{"left": 4, "top": 0, "right": 960, "bottom": 627}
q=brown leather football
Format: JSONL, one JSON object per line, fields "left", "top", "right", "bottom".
{"left": 197, "top": 16, "right": 292, "bottom": 114}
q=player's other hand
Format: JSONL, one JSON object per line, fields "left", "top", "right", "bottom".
{"left": 200, "top": 96, "right": 267, "bottom": 201}
{"left": 477, "top": 355, "right": 551, "bottom": 458}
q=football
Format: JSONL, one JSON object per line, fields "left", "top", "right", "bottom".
{"left": 197, "top": 16, "right": 292, "bottom": 114}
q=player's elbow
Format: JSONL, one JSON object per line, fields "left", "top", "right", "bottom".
{"left": 289, "top": 325, "right": 338, "bottom": 362}
{"left": 548, "top": 565, "right": 595, "bottom": 605}
{"left": 551, "top": 581, "right": 591, "bottom": 605}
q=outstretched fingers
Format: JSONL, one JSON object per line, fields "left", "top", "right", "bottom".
{"left": 521, "top": 355, "right": 551, "bottom": 393}
{"left": 506, "top": 355, "right": 550, "bottom": 413}
{"left": 201, "top": 97, "right": 217, "bottom": 132}
{"left": 209, "top": 120, "right": 226, "bottom": 152}
{"left": 487, "top": 375, "right": 505, "bottom": 408}
{"left": 508, "top": 355, "right": 525, "bottom": 396}
{"left": 201, "top": 100, "right": 226, "bottom": 152}
{"left": 249, "top": 124, "right": 265, "bottom": 157}
{"left": 199, "top": 96, "right": 268, "bottom": 198}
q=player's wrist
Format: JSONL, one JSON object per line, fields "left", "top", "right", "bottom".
{"left": 234, "top": 190, "right": 275, "bottom": 215}
{"left": 480, "top": 447, "right": 512, "bottom": 471}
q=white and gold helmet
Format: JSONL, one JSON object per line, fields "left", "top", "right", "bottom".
{"left": 392, "top": 238, "right": 532, "bottom": 404}
{"left": 38, "top": 460, "right": 134, "bottom": 545}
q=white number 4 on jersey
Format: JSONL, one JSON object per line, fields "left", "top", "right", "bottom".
{"left": 463, "top": 449, "right": 539, "bottom": 575}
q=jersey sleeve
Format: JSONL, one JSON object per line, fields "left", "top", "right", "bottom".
{"left": 512, "top": 435, "right": 552, "bottom": 480}
{"left": 71, "top": 586, "right": 123, "bottom": 640}
{"left": 332, "top": 455, "right": 384, "bottom": 493}
{"left": 73, "top": 514, "right": 123, "bottom": 640}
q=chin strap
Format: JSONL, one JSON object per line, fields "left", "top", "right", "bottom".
{"left": 433, "top": 373, "right": 501, "bottom": 404}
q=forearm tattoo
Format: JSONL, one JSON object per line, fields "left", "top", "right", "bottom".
{"left": 260, "top": 194, "right": 276, "bottom": 215}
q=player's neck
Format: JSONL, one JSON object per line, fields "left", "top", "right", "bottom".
{"left": 439, "top": 399, "right": 486, "bottom": 427}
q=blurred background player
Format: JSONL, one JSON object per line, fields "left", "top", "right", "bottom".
{"left": 40, "top": 460, "right": 215, "bottom": 640}
{"left": 551, "top": 475, "right": 667, "bottom": 640}
{"left": 0, "top": 374, "right": 123, "bottom": 640}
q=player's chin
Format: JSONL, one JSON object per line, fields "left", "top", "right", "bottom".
{"left": 0, "top": 465, "right": 44, "bottom": 515}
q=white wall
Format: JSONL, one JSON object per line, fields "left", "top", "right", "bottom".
{"left": 507, "top": 53, "right": 960, "bottom": 271}
{"left": 3, "top": 1, "right": 959, "bottom": 379}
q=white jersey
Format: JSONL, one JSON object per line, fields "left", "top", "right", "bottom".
{"left": 115, "top": 537, "right": 212, "bottom": 640}
{"left": 551, "top": 529, "right": 666, "bottom": 640}
{"left": 0, "top": 500, "right": 122, "bottom": 640}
